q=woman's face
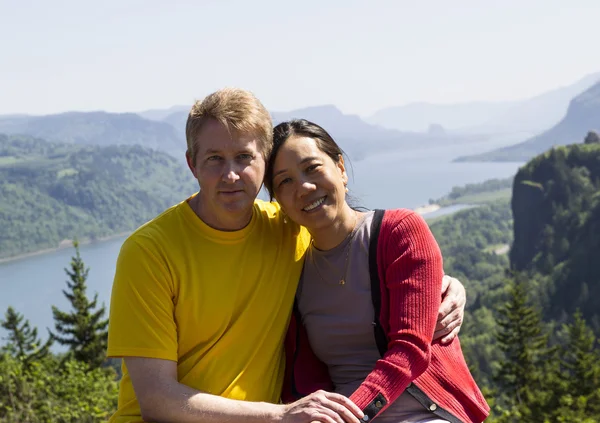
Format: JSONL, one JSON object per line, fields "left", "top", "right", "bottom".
{"left": 271, "top": 135, "right": 348, "bottom": 232}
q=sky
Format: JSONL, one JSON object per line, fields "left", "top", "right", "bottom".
{"left": 1, "top": 0, "right": 599, "bottom": 117}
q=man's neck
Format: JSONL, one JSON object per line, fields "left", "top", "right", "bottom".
{"left": 189, "top": 194, "right": 253, "bottom": 232}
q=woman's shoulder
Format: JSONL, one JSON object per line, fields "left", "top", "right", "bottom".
{"left": 378, "top": 208, "right": 434, "bottom": 240}
{"left": 380, "top": 208, "right": 421, "bottom": 226}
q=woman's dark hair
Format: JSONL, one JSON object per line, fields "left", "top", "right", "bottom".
{"left": 264, "top": 119, "right": 347, "bottom": 200}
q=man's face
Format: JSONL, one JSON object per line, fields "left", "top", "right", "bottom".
{"left": 186, "top": 119, "right": 266, "bottom": 230}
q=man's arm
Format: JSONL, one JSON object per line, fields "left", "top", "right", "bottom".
{"left": 126, "top": 357, "right": 364, "bottom": 423}
{"left": 433, "top": 274, "right": 467, "bottom": 344}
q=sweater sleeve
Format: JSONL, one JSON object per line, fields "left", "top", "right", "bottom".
{"left": 349, "top": 210, "right": 444, "bottom": 413}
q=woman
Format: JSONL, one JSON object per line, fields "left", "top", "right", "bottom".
{"left": 264, "top": 119, "right": 490, "bottom": 423}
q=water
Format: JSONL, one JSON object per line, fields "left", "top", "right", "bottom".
{"left": 425, "top": 204, "right": 478, "bottom": 219}
{"left": 0, "top": 135, "right": 523, "bottom": 343}
{"left": 346, "top": 134, "right": 524, "bottom": 209}
{"left": 0, "top": 236, "right": 127, "bottom": 346}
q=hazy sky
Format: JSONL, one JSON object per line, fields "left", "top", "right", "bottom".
{"left": 1, "top": 0, "right": 599, "bottom": 116}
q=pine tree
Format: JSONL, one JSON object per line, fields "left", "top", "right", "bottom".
{"left": 555, "top": 310, "right": 600, "bottom": 419}
{"left": 49, "top": 241, "right": 108, "bottom": 369}
{"left": 493, "top": 276, "right": 557, "bottom": 422}
{"left": 1, "top": 306, "right": 52, "bottom": 369}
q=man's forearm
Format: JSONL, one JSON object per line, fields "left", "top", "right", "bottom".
{"left": 141, "top": 381, "right": 283, "bottom": 423}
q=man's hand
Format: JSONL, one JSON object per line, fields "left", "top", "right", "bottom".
{"left": 281, "top": 390, "right": 363, "bottom": 423}
{"left": 434, "top": 274, "right": 466, "bottom": 344}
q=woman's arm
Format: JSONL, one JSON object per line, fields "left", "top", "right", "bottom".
{"left": 349, "top": 210, "right": 444, "bottom": 413}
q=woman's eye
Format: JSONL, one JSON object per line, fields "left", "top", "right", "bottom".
{"left": 278, "top": 177, "right": 291, "bottom": 187}
{"left": 238, "top": 154, "right": 253, "bottom": 160}
{"left": 306, "top": 164, "right": 320, "bottom": 172}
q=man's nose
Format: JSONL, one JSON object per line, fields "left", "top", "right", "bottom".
{"left": 222, "top": 162, "right": 241, "bottom": 183}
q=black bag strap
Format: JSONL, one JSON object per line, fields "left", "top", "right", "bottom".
{"left": 369, "top": 209, "right": 388, "bottom": 357}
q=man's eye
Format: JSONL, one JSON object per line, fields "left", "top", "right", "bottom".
{"left": 207, "top": 156, "right": 222, "bottom": 161}
{"left": 238, "top": 154, "right": 253, "bottom": 160}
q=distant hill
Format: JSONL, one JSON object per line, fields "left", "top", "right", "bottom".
{"left": 137, "top": 105, "right": 190, "bottom": 122}
{"left": 0, "top": 133, "right": 197, "bottom": 259}
{"left": 369, "top": 72, "right": 600, "bottom": 134}
{"left": 456, "top": 80, "right": 600, "bottom": 162}
{"left": 157, "top": 104, "right": 480, "bottom": 161}
{"left": 472, "top": 72, "right": 600, "bottom": 135}
{"left": 369, "top": 101, "right": 515, "bottom": 133}
{"left": 0, "top": 112, "right": 185, "bottom": 155}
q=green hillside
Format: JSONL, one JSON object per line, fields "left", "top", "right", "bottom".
{"left": 511, "top": 142, "right": 600, "bottom": 330}
{"left": 0, "top": 134, "right": 197, "bottom": 259}
{"left": 0, "top": 112, "right": 185, "bottom": 154}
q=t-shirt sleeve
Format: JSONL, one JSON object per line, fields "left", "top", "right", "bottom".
{"left": 107, "top": 236, "right": 178, "bottom": 361}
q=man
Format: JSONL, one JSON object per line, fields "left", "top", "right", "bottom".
{"left": 107, "top": 88, "right": 466, "bottom": 423}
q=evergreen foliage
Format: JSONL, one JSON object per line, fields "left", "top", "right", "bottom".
{"left": 0, "top": 307, "right": 52, "bottom": 370}
{"left": 49, "top": 242, "right": 108, "bottom": 369}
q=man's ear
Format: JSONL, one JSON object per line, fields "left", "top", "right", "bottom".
{"left": 186, "top": 150, "right": 198, "bottom": 178}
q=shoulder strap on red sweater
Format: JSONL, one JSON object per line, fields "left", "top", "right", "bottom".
{"left": 369, "top": 209, "right": 388, "bottom": 356}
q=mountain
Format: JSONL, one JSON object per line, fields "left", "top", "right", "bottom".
{"left": 158, "top": 104, "right": 480, "bottom": 160}
{"left": 0, "top": 133, "right": 197, "bottom": 259}
{"left": 137, "top": 105, "right": 189, "bottom": 121}
{"left": 0, "top": 112, "right": 185, "bottom": 155}
{"left": 456, "top": 81, "right": 600, "bottom": 162}
{"left": 510, "top": 142, "right": 600, "bottom": 330}
{"left": 368, "top": 101, "right": 515, "bottom": 133}
{"left": 472, "top": 72, "right": 600, "bottom": 135}
{"left": 368, "top": 72, "right": 600, "bottom": 134}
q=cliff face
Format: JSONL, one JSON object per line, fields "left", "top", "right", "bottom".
{"left": 510, "top": 142, "right": 600, "bottom": 327}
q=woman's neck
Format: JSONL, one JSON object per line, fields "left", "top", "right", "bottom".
{"left": 310, "top": 204, "right": 359, "bottom": 251}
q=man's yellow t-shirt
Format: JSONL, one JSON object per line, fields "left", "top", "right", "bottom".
{"left": 107, "top": 196, "right": 310, "bottom": 422}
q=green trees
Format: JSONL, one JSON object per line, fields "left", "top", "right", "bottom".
{"left": 430, "top": 143, "right": 600, "bottom": 421}
{"left": 488, "top": 278, "right": 600, "bottom": 423}
{"left": 0, "top": 307, "right": 52, "bottom": 370}
{"left": 583, "top": 130, "right": 600, "bottom": 145}
{"left": 492, "top": 276, "right": 556, "bottom": 421}
{"left": 0, "top": 244, "right": 117, "bottom": 422}
{"left": 49, "top": 241, "right": 108, "bottom": 369}
{"left": 510, "top": 142, "right": 600, "bottom": 330}
{"left": 0, "top": 134, "right": 197, "bottom": 260}
{"left": 554, "top": 311, "right": 600, "bottom": 419}
{"left": 0, "top": 354, "right": 118, "bottom": 422}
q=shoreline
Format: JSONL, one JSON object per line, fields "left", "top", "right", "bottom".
{"left": 413, "top": 203, "right": 441, "bottom": 215}
{"left": 1, "top": 202, "right": 469, "bottom": 264}
{"left": 0, "top": 231, "right": 131, "bottom": 264}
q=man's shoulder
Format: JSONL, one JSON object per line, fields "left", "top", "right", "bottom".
{"left": 253, "top": 199, "right": 281, "bottom": 217}
{"left": 122, "top": 199, "right": 188, "bottom": 252}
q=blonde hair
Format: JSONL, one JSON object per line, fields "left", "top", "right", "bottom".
{"left": 185, "top": 87, "right": 273, "bottom": 161}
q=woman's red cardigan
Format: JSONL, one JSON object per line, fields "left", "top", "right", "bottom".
{"left": 282, "top": 209, "right": 490, "bottom": 423}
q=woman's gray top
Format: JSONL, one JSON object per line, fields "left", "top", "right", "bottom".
{"left": 297, "top": 211, "right": 446, "bottom": 423}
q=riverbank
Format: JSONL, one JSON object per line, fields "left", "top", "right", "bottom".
{"left": 0, "top": 231, "right": 132, "bottom": 264}
{"left": 413, "top": 204, "right": 441, "bottom": 215}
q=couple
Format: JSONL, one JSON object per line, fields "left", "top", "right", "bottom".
{"left": 107, "top": 88, "right": 489, "bottom": 422}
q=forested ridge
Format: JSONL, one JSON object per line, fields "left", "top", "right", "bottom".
{"left": 429, "top": 139, "right": 600, "bottom": 421}
{"left": 0, "top": 133, "right": 196, "bottom": 259}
